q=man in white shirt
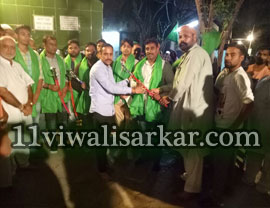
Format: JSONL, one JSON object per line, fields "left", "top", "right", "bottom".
{"left": 160, "top": 26, "right": 214, "bottom": 198}
{"left": 0, "top": 36, "right": 34, "bottom": 188}
{"left": 89, "top": 43, "right": 144, "bottom": 177}
{"left": 203, "top": 43, "right": 254, "bottom": 207}
{"left": 129, "top": 38, "right": 174, "bottom": 171}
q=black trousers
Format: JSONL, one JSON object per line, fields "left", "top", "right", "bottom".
{"left": 91, "top": 112, "right": 115, "bottom": 173}
{"left": 45, "top": 112, "right": 68, "bottom": 150}
{"left": 211, "top": 128, "right": 236, "bottom": 200}
{"left": 44, "top": 112, "right": 68, "bottom": 130}
{"left": 135, "top": 116, "right": 162, "bottom": 168}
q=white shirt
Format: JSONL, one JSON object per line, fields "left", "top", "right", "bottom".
{"left": 142, "top": 60, "right": 165, "bottom": 89}
{"left": 215, "top": 67, "right": 254, "bottom": 129}
{"left": 0, "top": 56, "right": 34, "bottom": 123}
{"left": 141, "top": 60, "right": 165, "bottom": 105}
{"left": 89, "top": 60, "right": 132, "bottom": 116}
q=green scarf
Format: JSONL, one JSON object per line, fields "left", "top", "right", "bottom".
{"left": 64, "top": 54, "right": 82, "bottom": 104}
{"left": 113, "top": 54, "right": 135, "bottom": 104}
{"left": 76, "top": 57, "right": 91, "bottom": 114}
{"left": 40, "top": 50, "right": 67, "bottom": 113}
{"left": 14, "top": 45, "right": 40, "bottom": 117}
{"left": 172, "top": 58, "right": 182, "bottom": 69}
{"left": 129, "top": 54, "right": 163, "bottom": 122}
{"left": 64, "top": 53, "right": 82, "bottom": 70}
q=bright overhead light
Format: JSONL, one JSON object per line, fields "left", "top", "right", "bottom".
{"left": 247, "top": 33, "right": 254, "bottom": 41}
{"left": 187, "top": 20, "right": 199, "bottom": 28}
{"left": 177, "top": 20, "right": 199, "bottom": 32}
{"left": 237, "top": 40, "right": 243, "bottom": 45}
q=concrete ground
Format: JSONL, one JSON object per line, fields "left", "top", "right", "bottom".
{"left": 0, "top": 146, "right": 270, "bottom": 208}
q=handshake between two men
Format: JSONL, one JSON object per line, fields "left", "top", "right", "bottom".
{"left": 120, "top": 75, "right": 169, "bottom": 108}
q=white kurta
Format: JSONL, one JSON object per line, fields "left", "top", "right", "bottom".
{"left": 168, "top": 44, "right": 214, "bottom": 193}
{"left": 0, "top": 56, "right": 34, "bottom": 124}
{"left": 0, "top": 56, "right": 34, "bottom": 187}
{"left": 169, "top": 43, "right": 214, "bottom": 131}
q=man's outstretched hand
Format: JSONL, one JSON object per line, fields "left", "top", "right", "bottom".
{"left": 132, "top": 82, "right": 145, "bottom": 94}
{"left": 159, "top": 96, "right": 171, "bottom": 106}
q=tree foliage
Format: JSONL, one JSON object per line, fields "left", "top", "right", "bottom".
{"left": 119, "top": 0, "right": 196, "bottom": 44}
{"left": 195, "top": 0, "right": 245, "bottom": 68}
{"left": 213, "top": 0, "right": 238, "bottom": 29}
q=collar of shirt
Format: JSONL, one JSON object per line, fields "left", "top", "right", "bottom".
{"left": 145, "top": 60, "right": 155, "bottom": 68}
{"left": 46, "top": 55, "right": 57, "bottom": 61}
{"left": 188, "top": 43, "right": 198, "bottom": 52}
{"left": 229, "top": 66, "right": 242, "bottom": 74}
{"left": 100, "top": 60, "right": 112, "bottom": 71}
{"left": 0, "top": 55, "right": 13, "bottom": 66}
{"left": 19, "top": 48, "right": 29, "bottom": 55}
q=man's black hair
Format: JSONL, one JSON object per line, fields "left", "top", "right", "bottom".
{"left": 101, "top": 43, "right": 113, "bottom": 52}
{"left": 15, "top": 24, "right": 31, "bottom": 34}
{"left": 43, "top": 35, "right": 56, "bottom": 44}
{"left": 85, "top": 42, "right": 97, "bottom": 50}
{"left": 227, "top": 42, "right": 247, "bottom": 56}
{"left": 96, "top": 39, "right": 106, "bottom": 44}
{"left": 68, "top": 39, "right": 80, "bottom": 47}
{"left": 257, "top": 46, "right": 270, "bottom": 54}
{"left": 121, "top": 38, "right": 133, "bottom": 47}
{"left": 144, "top": 38, "right": 159, "bottom": 47}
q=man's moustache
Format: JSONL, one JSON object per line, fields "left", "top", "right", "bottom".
{"left": 179, "top": 42, "right": 187, "bottom": 47}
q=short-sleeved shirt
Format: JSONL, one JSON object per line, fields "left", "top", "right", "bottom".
{"left": 215, "top": 67, "right": 254, "bottom": 129}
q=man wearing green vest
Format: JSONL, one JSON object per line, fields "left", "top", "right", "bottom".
{"left": 40, "top": 35, "right": 68, "bottom": 152}
{"left": 64, "top": 39, "right": 84, "bottom": 119}
{"left": 14, "top": 25, "right": 43, "bottom": 123}
{"left": 65, "top": 39, "right": 83, "bottom": 71}
{"left": 113, "top": 39, "right": 137, "bottom": 129}
{"left": 74, "top": 42, "right": 98, "bottom": 125}
{"left": 130, "top": 38, "right": 174, "bottom": 171}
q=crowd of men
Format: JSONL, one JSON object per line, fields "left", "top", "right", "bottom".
{"left": 0, "top": 23, "right": 270, "bottom": 207}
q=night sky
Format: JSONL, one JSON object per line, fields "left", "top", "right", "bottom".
{"left": 233, "top": 0, "right": 270, "bottom": 49}
{"left": 102, "top": 0, "right": 270, "bottom": 49}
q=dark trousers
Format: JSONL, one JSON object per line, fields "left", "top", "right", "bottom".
{"left": 212, "top": 147, "right": 235, "bottom": 199}
{"left": 135, "top": 117, "right": 162, "bottom": 168}
{"left": 211, "top": 128, "right": 236, "bottom": 200}
{"left": 77, "top": 113, "right": 90, "bottom": 129}
{"left": 44, "top": 112, "right": 68, "bottom": 130}
{"left": 91, "top": 112, "right": 115, "bottom": 173}
{"left": 45, "top": 112, "right": 68, "bottom": 150}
